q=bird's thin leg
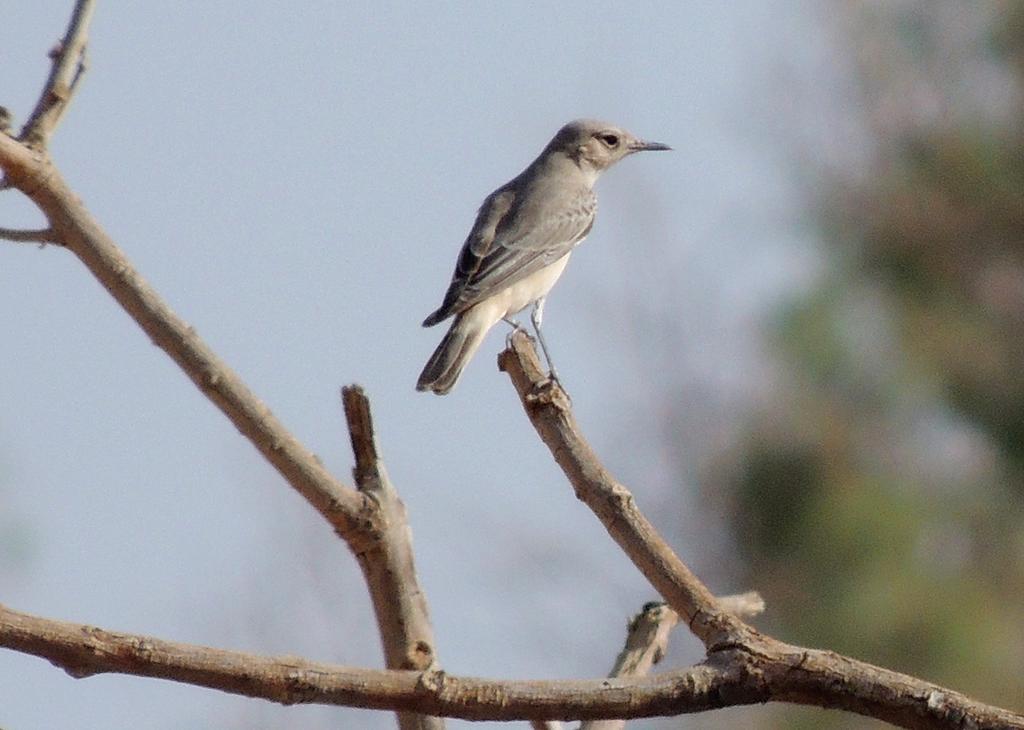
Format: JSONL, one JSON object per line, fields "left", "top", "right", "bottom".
{"left": 531, "top": 298, "right": 562, "bottom": 387}
{"left": 503, "top": 315, "right": 526, "bottom": 348}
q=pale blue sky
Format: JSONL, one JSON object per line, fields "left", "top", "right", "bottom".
{"left": 1, "top": 3, "right": 843, "bottom": 727}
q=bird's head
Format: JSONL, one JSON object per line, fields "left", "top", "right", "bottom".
{"left": 548, "top": 119, "right": 671, "bottom": 173}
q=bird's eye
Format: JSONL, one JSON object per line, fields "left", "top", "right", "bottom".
{"left": 599, "top": 133, "right": 619, "bottom": 147}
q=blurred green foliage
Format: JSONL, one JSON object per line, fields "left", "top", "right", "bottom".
{"left": 710, "top": 2, "right": 1024, "bottom": 726}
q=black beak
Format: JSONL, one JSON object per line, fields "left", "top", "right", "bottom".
{"left": 632, "top": 140, "right": 672, "bottom": 152}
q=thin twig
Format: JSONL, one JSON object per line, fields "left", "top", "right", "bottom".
{"left": 609, "top": 603, "right": 680, "bottom": 678}
{"left": 0, "top": 226, "right": 60, "bottom": 244}
{"left": 581, "top": 602, "right": 680, "bottom": 730}
{"left": 20, "top": 0, "right": 95, "bottom": 148}
{"left": 342, "top": 385, "right": 444, "bottom": 730}
{"left": 717, "top": 591, "right": 765, "bottom": 619}
{"left": 580, "top": 594, "right": 764, "bottom": 730}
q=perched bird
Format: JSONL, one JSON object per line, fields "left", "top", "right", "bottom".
{"left": 416, "top": 119, "right": 670, "bottom": 395}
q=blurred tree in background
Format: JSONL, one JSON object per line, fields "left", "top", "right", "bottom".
{"left": 705, "top": 2, "right": 1024, "bottom": 727}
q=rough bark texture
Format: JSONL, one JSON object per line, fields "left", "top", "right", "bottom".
{"left": 2, "top": 601, "right": 1021, "bottom": 727}
{"left": 497, "top": 331, "right": 1024, "bottom": 729}
{"left": 343, "top": 386, "right": 443, "bottom": 730}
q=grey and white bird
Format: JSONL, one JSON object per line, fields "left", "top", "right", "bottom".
{"left": 416, "top": 119, "right": 670, "bottom": 395}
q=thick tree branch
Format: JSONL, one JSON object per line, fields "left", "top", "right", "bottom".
{"left": 0, "top": 601, "right": 732, "bottom": 721}
{"left": 342, "top": 385, "right": 444, "bottom": 730}
{"left": 20, "top": 0, "right": 94, "bottom": 148}
{"left": 2, "top": 602, "right": 1020, "bottom": 727}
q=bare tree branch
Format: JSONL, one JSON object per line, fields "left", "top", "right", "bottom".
{"left": 0, "top": 601, "right": 730, "bottom": 721}
{"left": 581, "top": 595, "right": 763, "bottom": 730}
{"left": 543, "top": 593, "right": 765, "bottom": 730}
{"left": 342, "top": 385, "right": 444, "bottom": 730}
{"left": 607, "top": 603, "right": 679, "bottom": 679}
{"left": 342, "top": 385, "right": 438, "bottom": 672}
{"left": 0, "top": 128, "right": 373, "bottom": 540}
{"left": 20, "top": 0, "right": 95, "bottom": 148}
{"left": 581, "top": 602, "right": 680, "bottom": 730}
{"left": 2, "top": 601, "right": 1021, "bottom": 728}
{"left": 0, "top": 226, "right": 59, "bottom": 244}
{"left": 497, "top": 331, "right": 1024, "bottom": 729}
{"left": 497, "top": 331, "right": 740, "bottom": 648}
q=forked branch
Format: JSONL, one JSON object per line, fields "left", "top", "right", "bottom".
{"left": 20, "top": 0, "right": 95, "bottom": 148}
{"left": 2, "top": 7, "right": 443, "bottom": 729}
{"left": 497, "top": 331, "right": 1024, "bottom": 730}
{"left": 342, "top": 385, "right": 443, "bottom": 730}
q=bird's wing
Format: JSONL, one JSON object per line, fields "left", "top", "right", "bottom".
{"left": 424, "top": 187, "right": 595, "bottom": 325}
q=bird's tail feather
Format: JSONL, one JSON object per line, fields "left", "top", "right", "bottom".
{"left": 416, "top": 315, "right": 488, "bottom": 395}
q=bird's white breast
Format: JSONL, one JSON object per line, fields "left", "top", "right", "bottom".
{"left": 469, "top": 250, "right": 575, "bottom": 328}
